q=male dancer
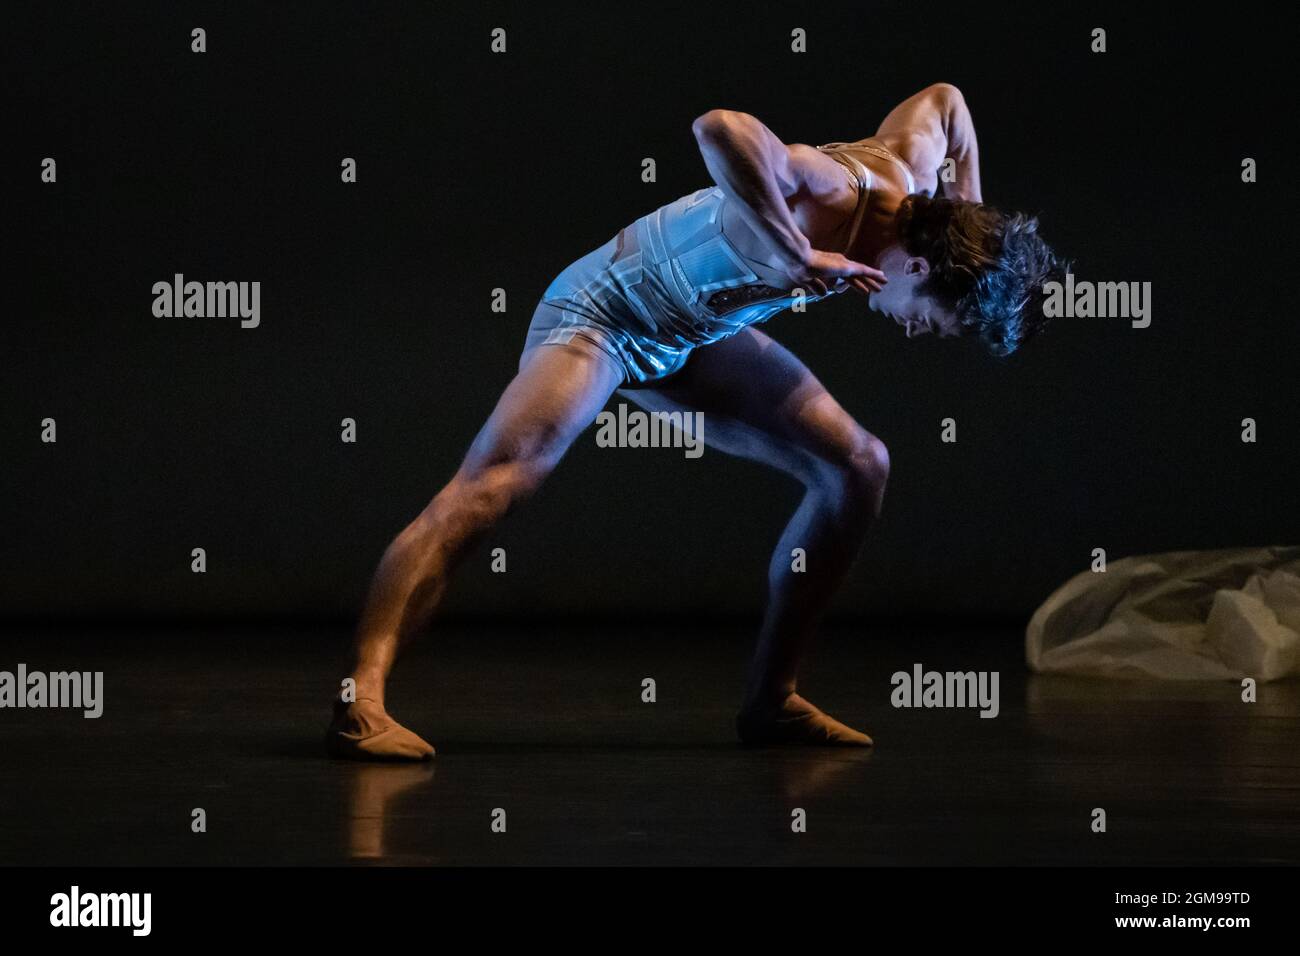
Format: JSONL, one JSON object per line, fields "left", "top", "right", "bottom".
{"left": 328, "top": 83, "right": 1066, "bottom": 759}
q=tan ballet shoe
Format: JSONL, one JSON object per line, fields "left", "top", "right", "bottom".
{"left": 736, "top": 693, "right": 873, "bottom": 747}
{"left": 326, "top": 698, "right": 435, "bottom": 761}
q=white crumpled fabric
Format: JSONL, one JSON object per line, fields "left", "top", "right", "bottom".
{"left": 1026, "top": 546, "right": 1300, "bottom": 681}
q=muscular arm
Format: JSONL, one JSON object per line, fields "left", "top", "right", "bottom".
{"left": 874, "top": 83, "right": 982, "bottom": 202}
{"left": 691, "top": 109, "right": 853, "bottom": 266}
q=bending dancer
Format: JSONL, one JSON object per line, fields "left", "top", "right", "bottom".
{"left": 327, "top": 83, "right": 1066, "bottom": 759}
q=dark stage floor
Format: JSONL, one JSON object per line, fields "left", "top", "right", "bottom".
{"left": 1, "top": 623, "right": 1297, "bottom": 866}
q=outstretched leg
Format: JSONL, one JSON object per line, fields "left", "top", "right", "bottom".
{"left": 329, "top": 343, "right": 624, "bottom": 760}
{"left": 622, "top": 328, "right": 888, "bottom": 746}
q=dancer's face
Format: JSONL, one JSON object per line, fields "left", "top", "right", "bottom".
{"left": 868, "top": 245, "right": 962, "bottom": 339}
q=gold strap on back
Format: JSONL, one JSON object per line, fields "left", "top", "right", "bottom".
{"left": 816, "top": 144, "right": 872, "bottom": 254}
{"left": 821, "top": 141, "right": 918, "bottom": 194}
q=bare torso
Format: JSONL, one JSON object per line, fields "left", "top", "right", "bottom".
{"left": 714, "top": 138, "right": 931, "bottom": 276}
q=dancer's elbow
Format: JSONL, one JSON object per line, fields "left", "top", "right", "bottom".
{"left": 926, "top": 82, "right": 965, "bottom": 108}
{"left": 692, "top": 109, "right": 752, "bottom": 143}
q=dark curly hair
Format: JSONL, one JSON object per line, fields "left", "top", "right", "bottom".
{"left": 895, "top": 194, "right": 1070, "bottom": 356}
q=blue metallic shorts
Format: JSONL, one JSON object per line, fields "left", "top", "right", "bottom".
{"left": 522, "top": 231, "right": 693, "bottom": 389}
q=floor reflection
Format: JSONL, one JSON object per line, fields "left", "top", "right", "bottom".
{"left": 345, "top": 763, "right": 437, "bottom": 860}
{"left": 766, "top": 748, "right": 874, "bottom": 804}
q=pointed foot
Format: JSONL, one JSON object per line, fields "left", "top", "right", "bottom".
{"left": 737, "top": 693, "right": 873, "bottom": 747}
{"left": 326, "top": 698, "right": 436, "bottom": 761}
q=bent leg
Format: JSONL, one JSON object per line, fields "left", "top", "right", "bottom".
{"left": 621, "top": 328, "right": 888, "bottom": 746}
{"left": 329, "top": 343, "right": 624, "bottom": 760}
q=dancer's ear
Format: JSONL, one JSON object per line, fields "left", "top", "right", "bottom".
{"left": 903, "top": 256, "right": 931, "bottom": 278}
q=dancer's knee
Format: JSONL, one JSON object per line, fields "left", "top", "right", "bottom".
{"left": 436, "top": 455, "right": 553, "bottom": 530}
{"left": 814, "top": 430, "right": 890, "bottom": 519}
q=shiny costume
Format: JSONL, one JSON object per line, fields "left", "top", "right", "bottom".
{"left": 524, "top": 142, "right": 917, "bottom": 386}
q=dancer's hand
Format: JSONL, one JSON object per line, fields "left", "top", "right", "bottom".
{"left": 784, "top": 248, "right": 887, "bottom": 298}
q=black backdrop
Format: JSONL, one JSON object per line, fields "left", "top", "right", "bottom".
{"left": 4, "top": 1, "right": 1294, "bottom": 623}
